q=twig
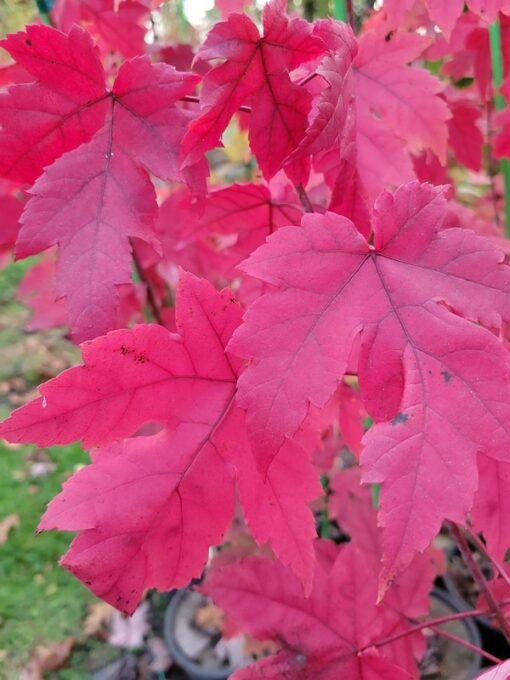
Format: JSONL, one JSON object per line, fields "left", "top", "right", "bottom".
{"left": 427, "top": 624, "right": 502, "bottom": 665}
{"left": 369, "top": 598, "right": 510, "bottom": 651}
{"left": 131, "top": 240, "right": 164, "bottom": 326}
{"left": 450, "top": 522, "right": 510, "bottom": 644}
{"left": 295, "top": 184, "right": 314, "bottom": 213}
{"left": 465, "top": 524, "right": 510, "bottom": 592}
{"left": 181, "top": 95, "right": 252, "bottom": 114}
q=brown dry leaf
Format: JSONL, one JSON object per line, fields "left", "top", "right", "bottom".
{"left": 0, "top": 513, "right": 19, "bottom": 544}
{"left": 194, "top": 602, "right": 224, "bottom": 633}
{"left": 21, "top": 637, "right": 74, "bottom": 680}
{"left": 82, "top": 601, "right": 114, "bottom": 639}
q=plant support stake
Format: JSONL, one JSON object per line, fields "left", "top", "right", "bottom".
{"left": 489, "top": 18, "right": 510, "bottom": 236}
{"left": 333, "top": 0, "right": 348, "bottom": 22}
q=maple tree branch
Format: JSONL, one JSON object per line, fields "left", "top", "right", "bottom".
{"left": 369, "top": 599, "right": 510, "bottom": 651}
{"left": 464, "top": 524, "right": 510, "bottom": 591}
{"left": 427, "top": 624, "right": 503, "bottom": 665}
{"left": 450, "top": 522, "right": 510, "bottom": 644}
{"left": 295, "top": 184, "right": 314, "bottom": 212}
{"left": 130, "top": 241, "right": 164, "bottom": 326}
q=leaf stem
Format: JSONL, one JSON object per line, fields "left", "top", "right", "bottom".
{"left": 465, "top": 524, "right": 510, "bottom": 591}
{"left": 181, "top": 95, "right": 252, "bottom": 114}
{"left": 370, "top": 598, "right": 510, "bottom": 651}
{"left": 450, "top": 522, "right": 510, "bottom": 644}
{"left": 427, "top": 624, "right": 502, "bottom": 665}
{"left": 295, "top": 184, "right": 314, "bottom": 212}
{"left": 489, "top": 18, "right": 510, "bottom": 236}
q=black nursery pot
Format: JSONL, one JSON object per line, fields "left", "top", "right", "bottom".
{"left": 163, "top": 589, "right": 235, "bottom": 680}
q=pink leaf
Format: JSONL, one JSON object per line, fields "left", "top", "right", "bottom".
{"left": 426, "top": 0, "right": 464, "bottom": 39}
{"left": 52, "top": 0, "right": 149, "bottom": 58}
{"left": 230, "top": 181, "right": 510, "bottom": 584}
{"left": 181, "top": 0, "right": 324, "bottom": 183}
{"left": 6, "top": 32, "right": 203, "bottom": 340}
{"left": 472, "top": 454, "right": 510, "bottom": 562}
{"left": 202, "top": 536, "right": 435, "bottom": 678}
{"left": 353, "top": 32, "right": 451, "bottom": 163}
{"left": 0, "top": 273, "right": 242, "bottom": 448}
{"left": 0, "top": 25, "right": 109, "bottom": 183}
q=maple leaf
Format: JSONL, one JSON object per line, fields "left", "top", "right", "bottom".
{"left": 467, "top": 0, "right": 510, "bottom": 22}
{"left": 3, "top": 272, "right": 320, "bottom": 600}
{"left": 52, "top": 0, "right": 149, "bottom": 58}
{"left": 0, "top": 25, "right": 109, "bottom": 184}
{"left": 472, "top": 454, "right": 510, "bottom": 562}
{"left": 426, "top": 0, "right": 464, "bottom": 40}
{"left": 215, "top": 0, "right": 250, "bottom": 18}
{"left": 353, "top": 31, "right": 451, "bottom": 164}
{"left": 201, "top": 519, "right": 438, "bottom": 679}
{"left": 1, "top": 25, "right": 206, "bottom": 341}
{"left": 230, "top": 181, "right": 510, "bottom": 587}
{"left": 310, "top": 20, "right": 415, "bottom": 205}
{"left": 40, "top": 427, "right": 237, "bottom": 615}
{"left": 475, "top": 660, "right": 510, "bottom": 680}
{"left": 181, "top": 0, "right": 324, "bottom": 184}
{"left": 447, "top": 96, "right": 483, "bottom": 172}
{"left": 0, "top": 191, "right": 22, "bottom": 261}
{"left": 195, "top": 182, "right": 303, "bottom": 277}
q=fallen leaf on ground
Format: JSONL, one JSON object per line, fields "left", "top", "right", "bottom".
{"left": 21, "top": 638, "right": 74, "bottom": 680}
{"left": 0, "top": 513, "right": 19, "bottom": 544}
{"left": 83, "top": 601, "right": 114, "bottom": 638}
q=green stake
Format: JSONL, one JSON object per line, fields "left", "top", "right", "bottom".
{"left": 333, "top": 0, "right": 348, "bottom": 22}
{"left": 489, "top": 18, "right": 510, "bottom": 235}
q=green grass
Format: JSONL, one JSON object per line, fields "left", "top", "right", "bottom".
{"left": 0, "top": 441, "right": 92, "bottom": 678}
{"left": 0, "top": 258, "right": 93, "bottom": 677}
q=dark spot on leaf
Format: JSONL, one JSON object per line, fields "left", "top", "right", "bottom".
{"left": 391, "top": 412, "right": 409, "bottom": 425}
{"left": 25, "top": 39, "right": 32, "bottom": 46}
{"left": 134, "top": 353, "right": 147, "bottom": 364}
{"left": 441, "top": 370, "right": 452, "bottom": 383}
{"left": 85, "top": 580, "right": 92, "bottom": 585}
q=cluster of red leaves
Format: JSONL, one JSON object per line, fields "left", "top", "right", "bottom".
{"left": 2, "top": 0, "right": 510, "bottom": 677}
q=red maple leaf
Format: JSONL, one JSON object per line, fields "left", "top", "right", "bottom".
{"left": 202, "top": 476, "right": 439, "bottom": 679}
{"left": 230, "top": 181, "right": 510, "bottom": 589}
{"left": 181, "top": 0, "right": 324, "bottom": 184}
{"left": 2, "top": 272, "right": 320, "bottom": 606}
{"left": 52, "top": 0, "right": 150, "bottom": 58}
{"left": 1, "top": 25, "right": 206, "bottom": 341}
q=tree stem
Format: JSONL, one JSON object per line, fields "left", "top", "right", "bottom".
{"left": 465, "top": 525, "right": 510, "bottom": 591}
{"left": 489, "top": 18, "right": 510, "bottom": 236}
{"left": 333, "top": 0, "right": 348, "bottom": 22}
{"left": 451, "top": 522, "right": 510, "bottom": 644}
{"left": 295, "top": 184, "right": 314, "bottom": 212}
{"left": 428, "top": 624, "right": 502, "bottom": 664}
